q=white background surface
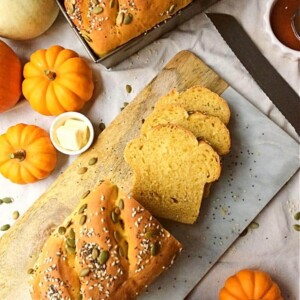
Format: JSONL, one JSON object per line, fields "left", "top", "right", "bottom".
{"left": 0, "top": 0, "right": 299, "bottom": 299}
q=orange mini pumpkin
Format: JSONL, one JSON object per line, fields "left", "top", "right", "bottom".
{"left": 0, "top": 40, "right": 22, "bottom": 113}
{"left": 219, "top": 269, "right": 283, "bottom": 300}
{"left": 0, "top": 124, "right": 57, "bottom": 184}
{"left": 22, "top": 45, "right": 94, "bottom": 116}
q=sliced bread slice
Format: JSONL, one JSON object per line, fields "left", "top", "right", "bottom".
{"left": 141, "top": 105, "right": 231, "bottom": 155}
{"left": 155, "top": 86, "right": 230, "bottom": 124}
{"left": 124, "top": 124, "right": 221, "bottom": 224}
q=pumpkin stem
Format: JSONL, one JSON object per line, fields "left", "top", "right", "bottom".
{"left": 44, "top": 69, "right": 56, "bottom": 81}
{"left": 10, "top": 150, "right": 26, "bottom": 161}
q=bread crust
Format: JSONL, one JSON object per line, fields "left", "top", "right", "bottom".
{"left": 30, "top": 180, "right": 182, "bottom": 299}
{"left": 64, "top": 0, "right": 193, "bottom": 56}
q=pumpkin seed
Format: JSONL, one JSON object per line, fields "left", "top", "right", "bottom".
{"left": 114, "top": 207, "right": 121, "bottom": 215}
{"left": 294, "top": 211, "right": 300, "bottom": 221}
{"left": 145, "top": 229, "right": 159, "bottom": 239}
{"left": 0, "top": 199, "right": 2, "bottom": 205}
{"left": 116, "top": 12, "right": 125, "bottom": 25}
{"left": 79, "top": 203, "right": 88, "bottom": 214}
{"left": 118, "top": 242, "right": 128, "bottom": 257}
{"left": 66, "top": 246, "right": 76, "bottom": 254}
{"left": 126, "top": 84, "right": 132, "bottom": 93}
{"left": 0, "top": 224, "right": 10, "bottom": 231}
{"left": 293, "top": 224, "right": 300, "bottom": 231}
{"left": 249, "top": 221, "right": 259, "bottom": 229}
{"left": 58, "top": 226, "right": 66, "bottom": 235}
{"left": 79, "top": 215, "right": 87, "bottom": 225}
{"left": 124, "top": 13, "right": 133, "bottom": 25}
{"left": 91, "top": 0, "right": 98, "bottom": 4}
{"left": 79, "top": 267, "right": 90, "bottom": 277}
{"left": 113, "top": 230, "right": 121, "bottom": 242}
{"left": 93, "top": 5, "right": 104, "bottom": 14}
{"left": 99, "top": 122, "right": 106, "bottom": 132}
{"left": 69, "top": 228, "right": 75, "bottom": 239}
{"left": 2, "top": 197, "right": 13, "bottom": 204}
{"left": 92, "top": 248, "right": 100, "bottom": 260}
{"left": 27, "top": 268, "right": 34, "bottom": 275}
{"left": 118, "top": 199, "right": 124, "bottom": 210}
{"left": 82, "top": 34, "right": 92, "bottom": 43}
{"left": 150, "top": 242, "right": 160, "bottom": 256}
{"left": 168, "top": 4, "right": 176, "bottom": 14}
{"left": 98, "top": 250, "right": 109, "bottom": 265}
{"left": 81, "top": 190, "right": 90, "bottom": 199}
{"left": 66, "top": 219, "right": 73, "bottom": 228}
{"left": 239, "top": 228, "right": 248, "bottom": 237}
{"left": 111, "top": 211, "right": 119, "bottom": 223}
{"left": 12, "top": 211, "right": 20, "bottom": 220}
{"left": 109, "top": 0, "right": 115, "bottom": 8}
{"left": 77, "top": 167, "right": 88, "bottom": 175}
{"left": 88, "top": 157, "right": 98, "bottom": 166}
{"left": 66, "top": 238, "right": 76, "bottom": 248}
{"left": 67, "top": 3, "right": 75, "bottom": 14}
{"left": 118, "top": 246, "right": 124, "bottom": 257}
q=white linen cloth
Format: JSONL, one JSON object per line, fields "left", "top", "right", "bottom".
{"left": 0, "top": 0, "right": 299, "bottom": 299}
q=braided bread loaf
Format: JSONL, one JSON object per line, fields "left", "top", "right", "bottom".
{"left": 30, "top": 180, "right": 182, "bottom": 299}
{"left": 64, "top": 0, "right": 193, "bottom": 56}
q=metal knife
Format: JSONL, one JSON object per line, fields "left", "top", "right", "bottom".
{"left": 207, "top": 13, "right": 300, "bottom": 136}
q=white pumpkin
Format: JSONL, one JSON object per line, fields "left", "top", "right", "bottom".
{"left": 0, "top": 0, "right": 59, "bottom": 40}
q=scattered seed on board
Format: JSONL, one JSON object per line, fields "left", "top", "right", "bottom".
{"left": 293, "top": 224, "right": 300, "bottom": 232}
{"left": 27, "top": 268, "right": 34, "bottom": 275}
{"left": 126, "top": 84, "right": 132, "bottom": 93}
{"left": 77, "top": 167, "right": 88, "bottom": 175}
{"left": 58, "top": 226, "right": 66, "bottom": 235}
{"left": 12, "top": 211, "right": 20, "bottom": 220}
{"left": 99, "top": 122, "right": 106, "bottom": 132}
{"left": 88, "top": 157, "right": 98, "bottom": 166}
{"left": 2, "top": 197, "right": 13, "bottom": 204}
{"left": 294, "top": 211, "right": 300, "bottom": 221}
{"left": 249, "top": 221, "right": 259, "bottom": 229}
{"left": 0, "top": 224, "right": 10, "bottom": 231}
{"left": 81, "top": 190, "right": 90, "bottom": 199}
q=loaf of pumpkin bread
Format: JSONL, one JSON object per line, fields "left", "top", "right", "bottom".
{"left": 64, "top": 0, "right": 193, "bottom": 56}
{"left": 29, "top": 180, "right": 182, "bottom": 299}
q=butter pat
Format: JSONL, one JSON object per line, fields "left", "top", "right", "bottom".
{"left": 56, "top": 118, "right": 89, "bottom": 151}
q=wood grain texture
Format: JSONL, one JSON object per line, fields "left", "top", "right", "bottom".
{"left": 0, "top": 50, "right": 228, "bottom": 300}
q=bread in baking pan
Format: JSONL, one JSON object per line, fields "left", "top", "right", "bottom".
{"left": 155, "top": 86, "right": 231, "bottom": 124}
{"left": 141, "top": 104, "right": 231, "bottom": 155}
{"left": 29, "top": 180, "right": 182, "bottom": 300}
{"left": 64, "top": 0, "right": 193, "bottom": 56}
{"left": 124, "top": 124, "right": 221, "bottom": 224}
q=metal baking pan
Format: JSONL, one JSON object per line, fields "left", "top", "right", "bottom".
{"left": 56, "top": 0, "right": 219, "bottom": 68}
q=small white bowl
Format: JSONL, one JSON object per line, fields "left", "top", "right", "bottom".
{"left": 263, "top": 0, "right": 300, "bottom": 60}
{"left": 50, "top": 112, "right": 94, "bottom": 155}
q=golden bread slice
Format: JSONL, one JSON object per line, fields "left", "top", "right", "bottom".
{"left": 124, "top": 125, "right": 221, "bottom": 224}
{"left": 155, "top": 86, "right": 230, "bottom": 124}
{"left": 141, "top": 105, "right": 231, "bottom": 155}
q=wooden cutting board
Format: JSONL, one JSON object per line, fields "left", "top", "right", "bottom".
{"left": 0, "top": 50, "right": 228, "bottom": 299}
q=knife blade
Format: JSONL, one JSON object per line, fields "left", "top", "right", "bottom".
{"left": 207, "top": 13, "right": 300, "bottom": 136}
